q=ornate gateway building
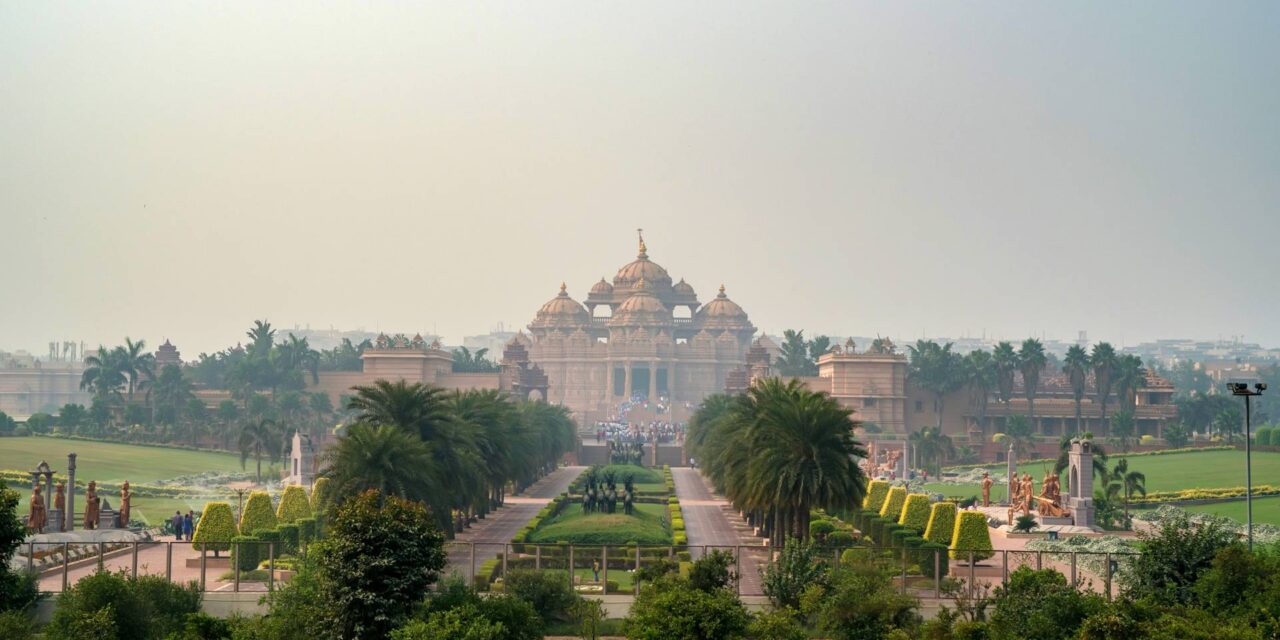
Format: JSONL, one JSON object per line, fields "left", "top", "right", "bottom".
{"left": 506, "top": 235, "right": 756, "bottom": 424}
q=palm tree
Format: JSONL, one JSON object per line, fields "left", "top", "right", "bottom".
{"left": 1018, "top": 339, "right": 1047, "bottom": 429}
{"left": 1111, "top": 410, "right": 1137, "bottom": 452}
{"left": 150, "top": 364, "right": 194, "bottom": 428}
{"left": 1063, "top": 345, "right": 1090, "bottom": 434}
{"left": 910, "top": 426, "right": 955, "bottom": 477}
{"left": 320, "top": 423, "right": 435, "bottom": 501}
{"left": 238, "top": 418, "right": 281, "bottom": 482}
{"left": 346, "top": 379, "right": 449, "bottom": 441}
{"left": 216, "top": 400, "right": 239, "bottom": 450}
{"left": 907, "top": 340, "right": 965, "bottom": 430}
{"left": 1113, "top": 355, "right": 1146, "bottom": 415}
{"left": 992, "top": 342, "right": 1018, "bottom": 404}
{"left": 80, "top": 346, "right": 126, "bottom": 400}
{"left": 1053, "top": 435, "right": 1109, "bottom": 482}
{"left": 116, "top": 338, "right": 155, "bottom": 403}
{"left": 1108, "top": 458, "right": 1146, "bottom": 526}
{"left": 964, "top": 350, "right": 996, "bottom": 431}
{"left": 1091, "top": 343, "right": 1118, "bottom": 433}
{"left": 1003, "top": 414, "right": 1035, "bottom": 460}
{"left": 246, "top": 320, "right": 275, "bottom": 356}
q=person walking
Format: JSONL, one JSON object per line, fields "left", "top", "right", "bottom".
{"left": 183, "top": 511, "right": 194, "bottom": 541}
{"left": 171, "top": 511, "right": 184, "bottom": 541}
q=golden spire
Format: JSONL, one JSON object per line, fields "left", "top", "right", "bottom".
{"left": 637, "top": 228, "right": 647, "bottom": 258}
{"left": 718, "top": 284, "right": 726, "bottom": 296}
{"left": 559, "top": 282, "right": 567, "bottom": 294}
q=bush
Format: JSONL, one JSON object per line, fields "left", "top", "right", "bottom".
{"left": 238, "top": 492, "right": 277, "bottom": 534}
{"left": 278, "top": 523, "right": 300, "bottom": 556}
{"left": 826, "top": 531, "right": 855, "bottom": 549}
{"left": 761, "top": 540, "right": 829, "bottom": 610}
{"left": 988, "top": 567, "right": 1106, "bottom": 640}
{"left": 625, "top": 576, "right": 751, "bottom": 640}
{"left": 1013, "top": 514, "right": 1038, "bottom": 533}
{"left": 924, "top": 502, "right": 958, "bottom": 546}
{"left": 232, "top": 535, "right": 261, "bottom": 572}
{"left": 688, "top": 549, "right": 734, "bottom": 592}
{"left": 898, "top": 494, "right": 931, "bottom": 534}
{"left": 192, "top": 502, "right": 236, "bottom": 556}
{"left": 504, "top": 569, "right": 579, "bottom": 622}
{"left": 864, "top": 480, "right": 891, "bottom": 512}
{"left": 392, "top": 604, "right": 504, "bottom": 640}
{"left": 45, "top": 571, "right": 201, "bottom": 640}
{"left": 297, "top": 517, "right": 318, "bottom": 544}
{"left": 810, "top": 519, "right": 836, "bottom": 540}
{"left": 918, "top": 542, "right": 949, "bottom": 579}
{"left": 746, "top": 608, "right": 806, "bottom": 640}
{"left": 950, "top": 511, "right": 993, "bottom": 561}
{"left": 880, "top": 487, "right": 907, "bottom": 520}
{"left": 310, "top": 477, "right": 332, "bottom": 513}
{"left": 0, "top": 611, "right": 35, "bottom": 640}
{"left": 800, "top": 562, "right": 920, "bottom": 640}
{"left": 1122, "top": 509, "right": 1236, "bottom": 605}
{"left": 277, "top": 485, "right": 313, "bottom": 524}
{"left": 254, "top": 527, "right": 283, "bottom": 561}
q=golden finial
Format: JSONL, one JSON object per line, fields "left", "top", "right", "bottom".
{"left": 559, "top": 282, "right": 567, "bottom": 294}
{"left": 637, "top": 228, "right": 647, "bottom": 257}
{"left": 718, "top": 284, "right": 726, "bottom": 296}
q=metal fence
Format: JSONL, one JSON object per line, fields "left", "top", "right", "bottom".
{"left": 27, "top": 539, "right": 1138, "bottom": 600}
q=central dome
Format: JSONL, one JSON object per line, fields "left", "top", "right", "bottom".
{"left": 610, "top": 277, "right": 673, "bottom": 327}
{"left": 613, "top": 240, "right": 673, "bottom": 290}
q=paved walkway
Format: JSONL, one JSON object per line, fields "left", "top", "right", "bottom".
{"left": 445, "top": 466, "right": 585, "bottom": 578}
{"left": 671, "top": 467, "right": 767, "bottom": 595}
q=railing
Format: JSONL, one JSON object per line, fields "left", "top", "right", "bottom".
{"left": 26, "top": 539, "right": 1138, "bottom": 600}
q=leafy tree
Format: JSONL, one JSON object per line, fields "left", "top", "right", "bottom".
{"left": 688, "top": 549, "right": 735, "bottom": 593}
{"left": 986, "top": 567, "right": 1105, "bottom": 640}
{"left": 46, "top": 572, "right": 199, "bottom": 640}
{"left": 1091, "top": 343, "right": 1118, "bottom": 431}
{"left": 799, "top": 561, "right": 920, "bottom": 640}
{"left": 503, "top": 570, "right": 580, "bottom": 623}
{"left": 1163, "top": 422, "right": 1190, "bottom": 448}
{"left": 1122, "top": 509, "right": 1236, "bottom": 605}
{"left": 319, "top": 338, "right": 370, "bottom": 372}
{"left": 0, "top": 412, "right": 15, "bottom": 437}
{"left": 907, "top": 340, "right": 966, "bottom": 430}
{"left": 0, "top": 479, "right": 38, "bottom": 613}
{"left": 238, "top": 418, "right": 280, "bottom": 482}
{"left": 1111, "top": 410, "right": 1137, "bottom": 452}
{"left": 1002, "top": 414, "right": 1035, "bottom": 460}
{"left": 964, "top": 350, "right": 996, "bottom": 429}
{"left": 1174, "top": 392, "right": 1237, "bottom": 435}
{"left": 57, "top": 403, "right": 88, "bottom": 433}
{"left": 452, "top": 347, "right": 501, "bottom": 373}
{"left": 1159, "top": 359, "right": 1212, "bottom": 397}
{"left": 761, "top": 540, "right": 829, "bottom": 610}
{"left": 1113, "top": 355, "right": 1146, "bottom": 415}
{"left": 910, "top": 426, "right": 954, "bottom": 477}
{"left": 320, "top": 423, "right": 434, "bottom": 505}
{"left": 312, "top": 491, "right": 447, "bottom": 638}
{"left": 992, "top": 341, "right": 1018, "bottom": 404}
{"left": 625, "top": 575, "right": 751, "bottom": 640}
{"left": 80, "top": 346, "right": 127, "bottom": 401}
{"left": 1063, "top": 345, "right": 1091, "bottom": 433}
{"left": 775, "top": 329, "right": 828, "bottom": 377}
{"left": 1018, "top": 339, "right": 1047, "bottom": 426}
{"left": 1212, "top": 405, "right": 1243, "bottom": 440}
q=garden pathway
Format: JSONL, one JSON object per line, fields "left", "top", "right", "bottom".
{"left": 671, "top": 467, "right": 768, "bottom": 596}
{"left": 445, "top": 465, "right": 585, "bottom": 579}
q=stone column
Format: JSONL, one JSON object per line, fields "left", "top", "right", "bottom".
{"left": 66, "top": 453, "right": 77, "bottom": 532}
{"left": 44, "top": 472, "right": 54, "bottom": 514}
{"left": 605, "top": 363, "right": 614, "bottom": 398}
{"left": 1005, "top": 444, "right": 1017, "bottom": 506}
{"left": 647, "top": 361, "right": 656, "bottom": 403}
{"left": 623, "top": 363, "right": 633, "bottom": 400}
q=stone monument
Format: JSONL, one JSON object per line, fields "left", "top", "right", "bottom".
{"left": 66, "top": 453, "right": 77, "bottom": 532}
{"left": 1005, "top": 443, "right": 1017, "bottom": 506}
{"left": 286, "top": 431, "right": 315, "bottom": 487}
{"left": 1067, "top": 438, "right": 1096, "bottom": 527}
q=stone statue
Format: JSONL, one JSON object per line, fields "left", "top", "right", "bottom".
{"left": 27, "top": 484, "right": 47, "bottom": 533}
{"left": 981, "top": 472, "right": 993, "bottom": 507}
{"left": 119, "top": 480, "right": 131, "bottom": 526}
{"left": 84, "top": 480, "right": 100, "bottom": 530}
{"left": 1021, "top": 473, "right": 1035, "bottom": 514}
{"left": 54, "top": 482, "right": 66, "bottom": 531}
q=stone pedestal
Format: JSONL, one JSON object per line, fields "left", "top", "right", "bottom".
{"left": 1066, "top": 439, "right": 1095, "bottom": 528}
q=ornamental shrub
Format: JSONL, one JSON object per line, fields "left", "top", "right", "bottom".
{"left": 923, "top": 502, "right": 958, "bottom": 546}
{"left": 232, "top": 535, "right": 261, "bottom": 572}
{"left": 1257, "top": 428, "right": 1273, "bottom": 446}
{"left": 810, "top": 519, "right": 836, "bottom": 541}
{"left": 880, "top": 487, "right": 907, "bottom": 520}
{"left": 277, "top": 485, "right": 313, "bottom": 523}
{"left": 278, "top": 523, "right": 300, "bottom": 556}
{"left": 297, "top": 517, "right": 318, "bottom": 544}
{"left": 192, "top": 502, "right": 236, "bottom": 556}
{"left": 898, "top": 494, "right": 931, "bottom": 534}
{"left": 255, "top": 527, "right": 283, "bottom": 560}
{"left": 950, "top": 511, "right": 993, "bottom": 561}
{"left": 918, "top": 542, "right": 949, "bottom": 578}
{"left": 864, "top": 480, "right": 890, "bottom": 512}
{"left": 239, "top": 491, "right": 277, "bottom": 534}
{"left": 826, "top": 531, "right": 855, "bottom": 549}
{"left": 310, "top": 477, "right": 332, "bottom": 513}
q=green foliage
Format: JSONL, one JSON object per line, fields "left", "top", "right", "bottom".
{"left": 688, "top": 549, "right": 735, "bottom": 593}
{"left": 278, "top": 524, "right": 300, "bottom": 556}
{"left": 810, "top": 519, "right": 836, "bottom": 540}
{"left": 923, "top": 502, "right": 957, "bottom": 546}
{"left": 1013, "top": 514, "right": 1038, "bottom": 533}
{"left": 276, "top": 485, "right": 313, "bottom": 523}
{"left": 624, "top": 575, "right": 751, "bottom": 640}
{"left": 238, "top": 492, "right": 277, "bottom": 534}
{"left": 880, "top": 486, "right": 907, "bottom": 519}
{"left": 826, "top": 531, "right": 855, "bottom": 548}
{"left": 503, "top": 570, "right": 580, "bottom": 622}
{"left": 1257, "top": 428, "right": 1273, "bottom": 447}
{"left": 297, "top": 517, "right": 318, "bottom": 544}
{"left": 918, "top": 542, "right": 949, "bottom": 579}
{"left": 863, "top": 480, "right": 891, "bottom": 512}
{"left": 800, "top": 562, "right": 920, "bottom": 640}
{"left": 421, "top": 576, "right": 544, "bottom": 640}
{"left": 527, "top": 503, "right": 671, "bottom": 545}
{"left": 0, "top": 479, "right": 39, "bottom": 613}
{"left": 192, "top": 502, "right": 236, "bottom": 554}
{"left": 898, "top": 494, "right": 931, "bottom": 533}
{"left": 987, "top": 568, "right": 1106, "bottom": 640}
{"left": 747, "top": 608, "right": 807, "bottom": 640}
{"left": 950, "top": 511, "right": 993, "bottom": 561}
{"left": 45, "top": 572, "right": 200, "bottom": 640}
{"left": 0, "top": 611, "right": 35, "bottom": 640}
{"left": 311, "top": 491, "right": 448, "bottom": 638}
{"left": 761, "top": 539, "right": 829, "bottom": 610}
{"left": 1122, "top": 509, "right": 1236, "bottom": 605}
{"left": 231, "top": 535, "right": 261, "bottom": 572}
{"left": 391, "top": 605, "right": 504, "bottom": 640}
{"left": 310, "top": 477, "right": 331, "bottom": 513}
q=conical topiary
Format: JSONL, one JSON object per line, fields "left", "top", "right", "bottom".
{"left": 923, "top": 502, "right": 958, "bottom": 546}
{"left": 239, "top": 491, "right": 277, "bottom": 534}
{"left": 949, "top": 510, "right": 993, "bottom": 561}
{"left": 863, "top": 480, "right": 890, "bottom": 512}
{"left": 192, "top": 502, "right": 236, "bottom": 557}
{"left": 879, "top": 486, "right": 907, "bottom": 519}
{"left": 898, "top": 494, "right": 931, "bottom": 534}
{"left": 310, "top": 477, "right": 331, "bottom": 513}
{"left": 277, "top": 485, "right": 313, "bottom": 524}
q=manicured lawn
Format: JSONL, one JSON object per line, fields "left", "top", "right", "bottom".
{"left": 1177, "top": 496, "right": 1280, "bottom": 526}
{"left": 923, "top": 482, "right": 1007, "bottom": 503}
{"left": 0, "top": 435, "right": 274, "bottom": 483}
{"left": 528, "top": 503, "right": 670, "bottom": 545}
{"left": 589, "top": 464, "right": 664, "bottom": 484}
{"left": 937, "top": 449, "right": 1280, "bottom": 497}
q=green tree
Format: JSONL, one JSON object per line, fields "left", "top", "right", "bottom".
{"left": 1110, "top": 410, "right": 1137, "bottom": 452}
{"left": 1091, "top": 343, "right": 1118, "bottom": 431}
{"left": 319, "top": 423, "right": 435, "bottom": 504}
{"left": 115, "top": 337, "right": 155, "bottom": 404}
{"left": 1018, "top": 338, "right": 1047, "bottom": 427}
{"left": 992, "top": 341, "right": 1018, "bottom": 404}
{"left": 965, "top": 349, "right": 996, "bottom": 430}
{"left": 1003, "top": 414, "right": 1035, "bottom": 460}
{"left": 80, "top": 346, "right": 126, "bottom": 401}
{"left": 57, "top": 403, "right": 88, "bottom": 434}
{"left": 1108, "top": 458, "right": 1146, "bottom": 526}
{"left": 347, "top": 379, "right": 449, "bottom": 441}
{"left": 1113, "top": 354, "right": 1146, "bottom": 415}
{"left": 800, "top": 561, "right": 920, "bottom": 640}
{"left": 1122, "top": 509, "right": 1236, "bottom": 605}
{"left": 238, "top": 418, "right": 280, "bottom": 482}
{"left": 987, "top": 567, "right": 1105, "bottom": 640}
{"left": 908, "top": 340, "right": 966, "bottom": 431}
{"left": 910, "top": 426, "right": 954, "bottom": 477}
{"left": 1063, "top": 345, "right": 1091, "bottom": 433}
{"left": 625, "top": 575, "right": 750, "bottom": 640}
{"left": 775, "top": 329, "right": 826, "bottom": 377}
{"left": 1163, "top": 422, "right": 1190, "bottom": 448}
{"left": 0, "top": 479, "right": 38, "bottom": 613}
{"left": 451, "top": 347, "right": 501, "bottom": 373}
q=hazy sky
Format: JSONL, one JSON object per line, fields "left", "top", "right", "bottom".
{"left": 3, "top": 2, "right": 1278, "bottom": 357}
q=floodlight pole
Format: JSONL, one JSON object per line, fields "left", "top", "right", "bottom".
{"left": 1231, "top": 383, "right": 1265, "bottom": 551}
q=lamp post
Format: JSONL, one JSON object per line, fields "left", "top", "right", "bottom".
{"left": 1229, "top": 382, "right": 1267, "bottom": 551}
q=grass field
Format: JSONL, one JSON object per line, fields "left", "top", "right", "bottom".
{"left": 3, "top": 436, "right": 281, "bottom": 525}
{"left": 1174, "top": 496, "right": 1280, "bottom": 526}
{"left": 528, "top": 503, "right": 671, "bottom": 545}
{"left": 935, "top": 449, "right": 1280, "bottom": 498}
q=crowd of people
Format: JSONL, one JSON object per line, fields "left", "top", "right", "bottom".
{"left": 594, "top": 395, "right": 687, "bottom": 445}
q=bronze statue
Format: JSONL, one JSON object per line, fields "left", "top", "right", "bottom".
{"left": 84, "top": 480, "right": 100, "bottom": 530}
{"left": 981, "top": 472, "right": 993, "bottom": 507}
{"left": 54, "top": 482, "right": 66, "bottom": 531}
{"left": 1021, "top": 473, "right": 1035, "bottom": 514}
{"left": 27, "top": 484, "right": 47, "bottom": 533}
{"left": 119, "top": 480, "right": 131, "bottom": 526}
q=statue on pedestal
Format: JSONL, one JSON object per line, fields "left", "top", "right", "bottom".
{"left": 27, "top": 484, "right": 47, "bottom": 533}
{"left": 119, "top": 480, "right": 131, "bottom": 526}
{"left": 84, "top": 480, "right": 101, "bottom": 530}
{"left": 981, "top": 472, "right": 993, "bottom": 507}
{"left": 54, "top": 482, "right": 66, "bottom": 532}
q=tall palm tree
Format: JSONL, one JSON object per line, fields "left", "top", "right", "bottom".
{"left": 1003, "top": 414, "right": 1035, "bottom": 460}
{"left": 906, "top": 340, "right": 965, "bottom": 430}
{"left": 320, "top": 423, "right": 435, "bottom": 502}
{"left": 1063, "top": 345, "right": 1090, "bottom": 434}
{"left": 1091, "top": 343, "right": 1118, "bottom": 432}
{"left": 238, "top": 418, "right": 281, "bottom": 482}
{"left": 116, "top": 338, "right": 155, "bottom": 403}
{"left": 964, "top": 350, "right": 996, "bottom": 432}
{"left": 992, "top": 342, "right": 1018, "bottom": 404}
{"left": 910, "top": 426, "right": 955, "bottom": 477}
{"left": 1018, "top": 339, "right": 1047, "bottom": 430}
{"left": 346, "top": 379, "right": 449, "bottom": 441}
{"left": 246, "top": 320, "right": 275, "bottom": 356}
{"left": 1109, "top": 458, "right": 1146, "bottom": 526}
{"left": 1053, "top": 435, "right": 1109, "bottom": 482}
{"left": 1113, "top": 355, "right": 1146, "bottom": 414}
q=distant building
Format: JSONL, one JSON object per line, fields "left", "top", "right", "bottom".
{"left": 154, "top": 339, "right": 182, "bottom": 371}
{"left": 0, "top": 349, "right": 90, "bottom": 420}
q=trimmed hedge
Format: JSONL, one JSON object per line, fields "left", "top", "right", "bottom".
{"left": 255, "top": 528, "right": 283, "bottom": 561}
{"left": 276, "top": 485, "right": 313, "bottom": 523}
{"left": 310, "top": 477, "right": 331, "bottom": 512}
{"left": 919, "top": 542, "right": 949, "bottom": 578}
{"left": 898, "top": 494, "right": 931, "bottom": 534}
{"left": 949, "top": 511, "right": 993, "bottom": 561}
{"left": 192, "top": 502, "right": 236, "bottom": 555}
{"left": 232, "top": 535, "right": 261, "bottom": 572}
{"left": 238, "top": 492, "right": 277, "bottom": 534}
{"left": 278, "top": 523, "right": 300, "bottom": 556}
{"left": 923, "top": 502, "right": 958, "bottom": 546}
{"left": 879, "top": 487, "right": 907, "bottom": 520}
{"left": 297, "top": 517, "right": 317, "bottom": 545}
{"left": 863, "top": 480, "right": 891, "bottom": 512}
{"left": 827, "top": 531, "right": 855, "bottom": 548}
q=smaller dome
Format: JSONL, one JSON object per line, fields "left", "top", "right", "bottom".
{"left": 696, "top": 284, "right": 751, "bottom": 330}
{"left": 673, "top": 278, "right": 695, "bottom": 296}
{"left": 531, "top": 283, "right": 589, "bottom": 329}
{"left": 589, "top": 278, "right": 614, "bottom": 295}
